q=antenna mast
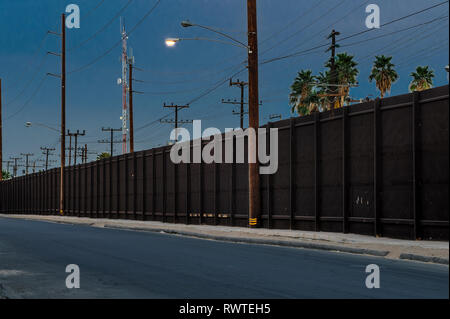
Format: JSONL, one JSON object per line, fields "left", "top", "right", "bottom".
{"left": 120, "top": 18, "right": 128, "bottom": 154}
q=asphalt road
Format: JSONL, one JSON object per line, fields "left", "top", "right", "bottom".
{"left": 0, "top": 216, "right": 448, "bottom": 299}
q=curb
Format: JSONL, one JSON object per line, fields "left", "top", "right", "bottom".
{"left": 3, "top": 215, "right": 449, "bottom": 265}
{"left": 105, "top": 225, "right": 390, "bottom": 257}
{"left": 399, "top": 253, "right": 449, "bottom": 265}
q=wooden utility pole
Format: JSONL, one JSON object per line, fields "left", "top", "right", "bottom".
{"left": 227, "top": 79, "right": 248, "bottom": 129}
{"left": 100, "top": 127, "right": 122, "bottom": 156}
{"left": 41, "top": 147, "right": 55, "bottom": 170}
{"left": 160, "top": 104, "right": 192, "bottom": 139}
{"left": 67, "top": 130, "right": 74, "bottom": 165}
{"left": 327, "top": 29, "right": 340, "bottom": 109}
{"left": 0, "top": 78, "right": 2, "bottom": 181}
{"left": 2, "top": 160, "right": 13, "bottom": 176}
{"left": 60, "top": 13, "right": 66, "bottom": 215}
{"left": 10, "top": 157, "right": 21, "bottom": 178}
{"left": 20, "top": 153, "right": 34, "bottom": 175}
{"left": 128, "top": 62, "right": 134, "bottom": 153}
{"left": 68, "top": 129, "right": 85, "bottom": 165}
{"left": 247, "top": 0, "right": 260, "bottom": 228}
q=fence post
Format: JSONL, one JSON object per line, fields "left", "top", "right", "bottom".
{"left": 132, "top": 153, "right": 137, "bottom": 220}
{"left": 412, "top": 91, "right": 422, "bottom": 239}
{"left": 342, "top": 106, "right": 349, "bottom": 233}
{"left": 267, "top": 122, "right": 272, "bottom": 229}
{"left": 290, "top": 118, "right": 295, "bottom": 230}
{"left": 116, "top": 157, "right": 120, "bottom": 218}
{"left": 174, "top": 155, "right": 178, "bottom": 224}
{"left": 314, "top": 111, "right": 321, "bottom": 231}
{"left": 199, "top": 142, "right": 204, "bottom": 225}
{"left": 162, "top": 149, "right": 166, "bottom": 223}
{"left": 142, "top": 152, "right": 147, "bottom": 221}
{"left": 186, "top": 160, "right": 190, "bottom": 225}
{"left": 230, "top": 136, "right": 235, "bottom": 227}
{"left": 373, "top": 98, "right": 381, "bottom": 237}
{"left": 152, "top": 149, "right": 156, "bottom": 221}
{"left": 214, "top": 161, "right": 219, "bottom": 225}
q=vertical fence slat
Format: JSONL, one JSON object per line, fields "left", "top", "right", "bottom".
{"left": 152, "top": 149, "right": 156, "bottom": 221}
{"left": 142, "top": 152, "right": 147, "bottom": 220}
{"left": 290, "top": 118, "right": 295, "bottom": 229}
{"left": 373, "top": 98, "right": 381, "bottom": 236}
{"left": 342, "top": 106, "right": 349, "bottom": 233}
{"left": 314, "top": 112, "right": 321, "bottom": 231}
{"left": 412, "top": 91, "right": 421, "bottom": 239}
{"left": 186, "top": 160, "right": 190, "bottom": 224}
{"left": 267, "top": 123, "right": 272, "bottom": 229}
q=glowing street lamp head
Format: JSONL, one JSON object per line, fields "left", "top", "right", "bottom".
{"left": 165, "top": 38, "right": 179, "bottom": 47}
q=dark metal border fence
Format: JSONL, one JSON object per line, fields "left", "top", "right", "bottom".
{"left": 1, "top": 85, "right": 448, "bottom": 240}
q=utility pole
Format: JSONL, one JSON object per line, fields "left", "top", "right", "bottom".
{"left": 10, "top": 157, "right": 21, "bottom": 178}
{"left": 100, "top": 127, "right": 122, "bottom": 156}
{"left": 41, "top": 147, "right": 55, "bottom": 170}
{"left": 247, "top": 0, "right": 260, "bottom": 228}
{"left": 327, "top": 29, "right": 340, "bottom": 109}
{"left": 160, "top": 103, "right": 192, "bottom": 141}
{"left": 128, "top": 55, "right": 139, "bottom": 153}
{"left": 226, "top": 78, "right": 248, "bottom": 129}
{"left": 31, "top": 161, "right": 44, "bottom": 173}
{"left": 68, "top": 129, "right": 85, "bottom": 165}
{"left": 20, "top": 153, "right": 34, "bottom": 175}
{"left": 82, "top": 144, "right": 88, "bottom": 164}
{"left": 0, "top": 78, "right": 3, "bottom": 181}
{"left": 67, "top": 130, "right": 74, "bottom": 166}
{"left": 2, "top": 160, "right": 13, "bottom": 175}
{"left": 48, "top": 14, "right": 66, "bottom": 215}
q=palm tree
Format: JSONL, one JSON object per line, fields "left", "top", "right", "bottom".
{"left": 409, "top": 66, "right": 435, "bottom": 92}
{"left": 2, "top": 170, "right": 11, "bottom": 180}
{"left": 289, "top": 70, "right": 315, "bottom": 116}
{"left": 326, "top": 53, "right": 359, "bottom": 108}
{"left": 97, "top": 152, "right": 111, "bottom": 160}
{"left": 314, "top": 71, "right": 331, "bottom": 111}
{"left": 369, "top": 55, "right": 398, "bottom": 98}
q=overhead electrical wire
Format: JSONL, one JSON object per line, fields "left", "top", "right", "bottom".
{"left": 68, "top": 0, "right": 162, "bottom": 74}
{"left": 260, "top": 1, "right": 449, "bottom": 66}
{"left": 259, "top": 0, "right": 348, "bottom": 57}
{"left": 6, "top": 76, "right": 48, "bottom": 120}
{"left": 68, "top": 0, "right": 134, "bottom": 52}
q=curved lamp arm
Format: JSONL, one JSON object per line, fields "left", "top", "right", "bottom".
{"left": 166, "top": 37, "right": 249, "bottom": 50}
{"left": 184, "top": 22, "right": 249, "bottom": 49}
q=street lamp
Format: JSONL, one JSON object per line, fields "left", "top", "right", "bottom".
{"left": 167, "top": 4, "right": 260, "bottom": 228}
{"left": 25, "top": 121, "right": 60, "bottom": 133}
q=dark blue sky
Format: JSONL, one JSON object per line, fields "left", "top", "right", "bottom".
{"left": 1, "top": 0, "right": 448, "bottom": 169}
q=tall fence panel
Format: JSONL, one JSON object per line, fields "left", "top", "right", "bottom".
{"left": 0, "top": 86, "right": 448, "bottom": 240}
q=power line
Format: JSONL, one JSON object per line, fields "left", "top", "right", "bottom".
{"left": 68, "top": 0, "right": 134, "bottom": 52}
{"left": 68, "top": 0, "right": 162, "bottom": 74}
{"left": 259, "top": 0, "right": 327, "bottom": 46}
{"left": 5, "top": 76, "right": 48, "bottom": 120}
{"left": 84, "top": 0, "right": 106, "bottom": 18}
{"left": 260, "top": 2, "right": 449, "bottom": 66}
{"left": 260, "top": 0, "right": 349, "bottom": 57}
{"left": 340, "top": 0, "right": 449, "bottom": 42}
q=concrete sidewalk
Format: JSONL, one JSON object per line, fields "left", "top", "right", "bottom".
{"left": 1, "top": 214, "right": 448, "bottom": 265}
